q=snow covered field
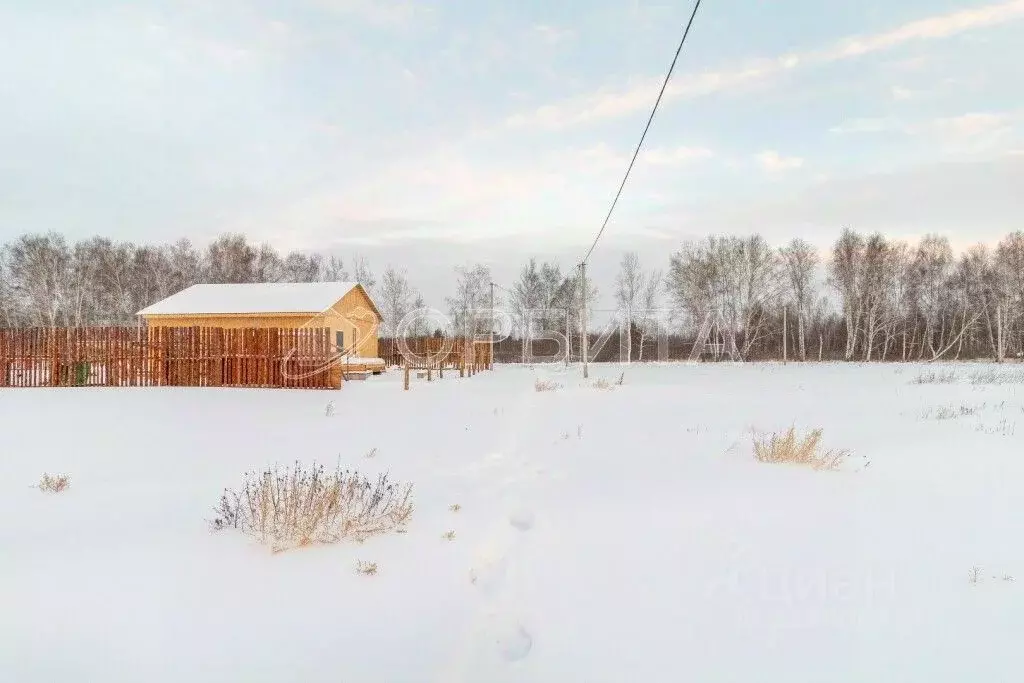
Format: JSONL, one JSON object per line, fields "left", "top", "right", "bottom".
{"left": 3, "top": 362, "right": 1023, "bottom": 682}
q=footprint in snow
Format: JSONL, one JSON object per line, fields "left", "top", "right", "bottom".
{"left": 508, "top": 509, "right": 535, "bottom": 532}
{"left": 497, "top": 624, "right": 533, "bottom": 662}
{"left": 469, "top": 542, "right": 510, "bottom": 596}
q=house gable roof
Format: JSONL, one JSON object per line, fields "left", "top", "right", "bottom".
{"left": 137, "top": 282, "right": 382, "bottom": 319}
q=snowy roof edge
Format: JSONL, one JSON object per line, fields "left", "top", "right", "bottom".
{"left": 135, "top": 282, "right": 374, "bottom": 317}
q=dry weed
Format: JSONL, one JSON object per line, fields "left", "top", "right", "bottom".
{"left": 36, "top": 473, "right": 71, "bottom": 493}
{"left": 969, "top": 369, "right": 1024, "bottom": 386}
{"left": 592, "top": 378, "right": 613, "bottom": 390}
{"left": 616, "top": 372, "right": 625, "bottom": 386}
{"left": 442, "top": 530, "right": 456, "bottom": 541}
{"left": 356, "top": 560, "right": 378, "bottom": 576}
{"left": 910, "top": 370, "right": 959, "bottom": 385}
{"left": 969, "top": 566, "right": 982, "bottom": 584}
{"left": 921, "top": 403, "right": 983, "bottom": 421}
{"left": 449, "top": 503, "right": 462, "bottom": 513}
{"left": 752, "top": 427, "right": 848, "bottom": 471}
{"left": 210, "top": 461, "right": 413, "bottom": 552}
{"left": 534, "top": 379, "right": 561, "bottom": 392}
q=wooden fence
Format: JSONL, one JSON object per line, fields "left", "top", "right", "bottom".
{"left": 0, "top": 326, "right": 337, "bottom": 389}
{"left": 379, "top": 337, "right": 493, "bottom": 371}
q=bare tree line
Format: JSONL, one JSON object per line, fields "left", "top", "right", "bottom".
{"left": 4, "top": 227, "right": 1023, "bottom": 362}
{"left": 645, "top": 229, "right": 1024, "bottom": 362}
{"left": 0, "top": 232, "right": 380, "bottom": 327}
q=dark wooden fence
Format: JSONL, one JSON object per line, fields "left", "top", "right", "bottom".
{"left": 379, "top": 336, "right": 493, "bottom": 370}
{"left": 0, "top": 326, "right": 336, "bottom": 389}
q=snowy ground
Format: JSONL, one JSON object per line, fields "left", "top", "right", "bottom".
{"left": 3, "top": 362, "right": 1023, "bottom": 682}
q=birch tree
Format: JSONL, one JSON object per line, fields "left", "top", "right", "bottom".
{"left": 780, "top": 238, "right": 819, "bottom": 361}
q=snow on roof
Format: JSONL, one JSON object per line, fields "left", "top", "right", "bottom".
{"left": 137, "top": 282, "right": 364, "bottom": 316}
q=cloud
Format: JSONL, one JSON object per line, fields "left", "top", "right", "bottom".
{"left": 533, "top": 24, "right": 575, "bottom": 46}
{"left": 829, "top": 110, "right": 1021, "bottom": 158}
{"left": 927, "top": 112, "right": 1013, "bottom": 138}
{"left": 756, "top": 150, "right": 804, "bottom": 173}
{"left": 829, "top": 117, "right": 901, "bottom": 134}
{"left": 305, "top": 0, "right": 428, "bottom": 26}
{"left": 819, "top": 0, "right": 1024, "bottom": 59}
{"left": 659, "top": 155, "right": 1024, "bottom": 248}
{"left": 643, "top": 146, "right": 714, "bottom": 165}
{"left": 505, "top": 0, "right": 1024, "bottom": 130}
{"left": 891, "top": 85, "right": 916, "bottom": 101}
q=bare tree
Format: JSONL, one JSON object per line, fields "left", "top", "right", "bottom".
{"left": 859, "top": 234, "right": 895, "bottom": 361}
{"left": 351, "top": 256, "right": 376, "bottom": 295}
{"left": 997, "top": 231, "right": 1024, "bottom": 354}
{"left": 379, "top": 267, "right": 417, "bottom": 337}
{"left": 780, "top": 239, "right": 819, "bottom": 361}
{"left": 281, "top": 252, "right": 323, "bottom": 283}
{"left": 205, "top": 234, "right": 257, "bottom": 284}
{"left": 323, "top": 255, "right": 349, "bottom": 282}
{"left": 910, "top": 234, "right": 954, "bottom": 357}
{"left": 511, "top": 259, "right": 544, "bottom": 362}
{"left": 446, "top": 264, "right": 492, "bottom": 336}
{"left": 615, "top": 252, "right": 645, "bottom": 362}
{"left": 636, "top": 268, "right": 662, "bottom": 360}
{"left": 667, "top": 235, "right": 779, "bottom": 359}
{"left": 829, "top": 228, "right": 865, "bottom": 360}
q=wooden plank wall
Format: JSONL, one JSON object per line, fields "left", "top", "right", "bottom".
{"left": 0, "top": 326, "right": 335, "bottom": 389}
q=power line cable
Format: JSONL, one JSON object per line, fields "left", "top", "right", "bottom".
{"left": 581, "top": 0, "right": 704, "bottom": 264}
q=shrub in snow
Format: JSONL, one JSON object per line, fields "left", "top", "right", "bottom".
{"left": 591, "top": 378, "right": 613, "bottom": 390}
{"left": 210, "top": 461, "right": 413, "bottom": 552}
{"left": 442, "top": 530, "right": 456, "bottom": 541}
{"left": 752, "top": 427, "right": 848, "bottom": 471}
{"left": 910, "top": 370, "right": 959, "bottom": 385}
{"left": 356, "top": 560, "right": 378, "bottom": 575}
{"left": 534, "top": 379, "right": 561, "bottom": 392}
{"left": 324, "top": 401, "right": 335, "bottom": 417}
{"left": 36, "top": 473, "right": 71, "bottom": 493}
{"left": 969, "top": 369, "right": 1024, "bottom": 386}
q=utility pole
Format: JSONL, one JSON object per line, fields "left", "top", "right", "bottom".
{"left": 489, "top": 281, "right": 495, "bottom": 370}
{"left": 580, "top": 262, "right": 589, "bottom": 378}
{"left": 565, "top": 307, "right": 571, "bottom": 368}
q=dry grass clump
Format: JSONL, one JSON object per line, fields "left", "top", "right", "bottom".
{"left": 442, "top": 530, "right": 457, "bottom": 541}
{"left": 37, "top": 473, "right": 71, "bottom": 493}
{"left": 356, "top": 560, "right": 378, "bottom": 576}
{"left": 969, "top": 369, "right": 1024, "bottom": 386}
{"left": 534, "top": 379, "right": 561, "bottom": 392}
{"left": 921, "top": 403, "right": 983, "bottom": 420}
{"left": 752, "top": 427, "right": 848, "bottom": 471}
{"left": 210, "top": 461, "right": 413, "bottom": 552}
{"left": 592, "top": 378, "right": 613, "bottom": 390}
{"left": 910, "top": 370, "right": 960, "bottom": 385}
{"left": 449, "top": 503, "right": 462, "bottom": 513}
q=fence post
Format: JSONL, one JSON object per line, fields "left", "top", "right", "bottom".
{"left": 403, "top": 362, "right": 410, "bottom": 390}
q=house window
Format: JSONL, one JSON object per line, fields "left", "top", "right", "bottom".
{"left": 336, "top": 330, "right": 344, "bottom": 352}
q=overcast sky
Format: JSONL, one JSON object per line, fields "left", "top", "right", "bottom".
{"left": 2, "top": 0, "right": 1022, "bottom": 308}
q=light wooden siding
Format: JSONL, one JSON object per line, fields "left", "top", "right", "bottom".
{"left": 325, "top": 286, "right": 380, "bottom": 358}
{"left": 141, "top": 287, "right": 381, "bottom": 359}
{"left": 142, "top": 314, "right": 310, "bottom": 329}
